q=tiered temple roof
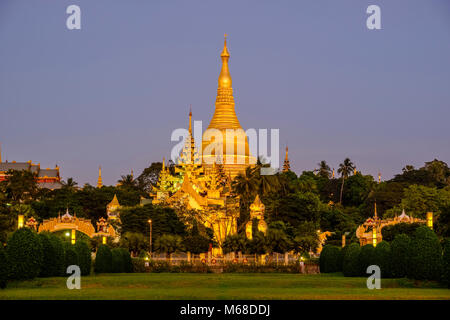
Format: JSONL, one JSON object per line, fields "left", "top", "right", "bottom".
{"left": 0, "top": 160, "right": 62, "bottom": 189}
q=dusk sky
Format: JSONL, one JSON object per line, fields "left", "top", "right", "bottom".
{"left": 1, "top": 0, "right": 449, "bottom": 186}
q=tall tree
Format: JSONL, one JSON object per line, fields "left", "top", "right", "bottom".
{"left": 316, "top": 161, "right": 331, "bottom": 179}
{"left": 338, "top": 158, "right": 355, "bottom": 204}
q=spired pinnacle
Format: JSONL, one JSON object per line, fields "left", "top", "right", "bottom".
{"left": 97, "top": 166, "right": 103, "bottom": 188}
{"left": 282, "top": 146, "right": 291, "bottom": 172}
{"left": 201, "top": 35, "right": 254, "bottom": 176}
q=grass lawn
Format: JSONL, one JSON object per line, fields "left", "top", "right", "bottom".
{"left": 0, "top": 273, "right": 449, "bottom": 300}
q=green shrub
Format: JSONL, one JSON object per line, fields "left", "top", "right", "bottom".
{"left": 94, "top": 245, "right": 112, "bottom": 273}
{"left": 319, "top": 245, "right": 341, "bottom": 273}
{"left": 374, "top": 241, "right": 392, "bottom": 278}
{"left": 342, "top": 243, "right": 361, "bottom": 277}
{"left": 48, "top": 233, "right": 65, "bottom": 276}
{"left": 38, "top": 233, "right": 58, "bottom": 277}
{"left": 358, "top": 244, "right": 376, "bottom": 276}
{"left": 390, "top": 234, "right": 411, "bottom": 278}
{"left": 131, "top": 257, "right": 147, "bottom": 273}
{"left": 74, "top": 241, "right": 91, "bottom": 276}
{"left": 442, "top": 239, "right": 450, "bottom": 287}
{"left": 407, "top": 226, "right": 443, "bottom": 281}
{"left": 6, "top": 228, "right": 43, "bottom": 280}
{"left": 339, "top": 244, "right": 350, "bottom": 272}
{"left": 381, "top": 222, "right": 422, "bottom": 242}
{"left": 0, "top": 245, "right": 9, "bottom": 288}
{"left": 111, "top": 248, "right": 124, "bottom": 273}
{"left": 120, "top": 248, "right": 133, "bottom": 273}
{"left": 63, "top": 242, "right": 79, "bottom": 272}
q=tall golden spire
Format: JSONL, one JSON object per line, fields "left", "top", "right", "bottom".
{"left": 202, "top": 35, "right": 254, "bottom": 175}
{"left": 282, "top": 146, "right": 290, "bottom": 172}
{"left": 97, "top": 166, "right": 103, "bottom": 188}
{"left": 189, "top": 105, "right": 192, "bottom": 134}
{"left": 374, "top": 201, "right": 378, "bottom": 219}
{"left": 206, "top": 34, "right": 241, "bottom": 130}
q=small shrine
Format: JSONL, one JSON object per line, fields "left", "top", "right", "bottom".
{"left": 245, "top": 195, "right": 267, "bottom": 239}
{"left": 107, "top": 194, "right": 121, "bottom": 220}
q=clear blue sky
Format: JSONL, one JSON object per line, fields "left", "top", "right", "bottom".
{"left": 1, "top": 0, "right": 449, "bottom": 186}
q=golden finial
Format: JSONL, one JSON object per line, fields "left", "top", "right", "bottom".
{"left": 162, "top": 157, "right": 165, "bottom": 171}
{"left": 282, "top": 146, "right": 290, "bottom": 172}
{"left": 374, "top": 201, "right": 378, "bottom": 219}
{"left": 189, "top": 105, "right": 192, "bottom": 134}
{"left": 378, "top": 172, "right": 381, "bottom": 183}
{"left": 97, "top": 166, "right": 103, "bottom": 188}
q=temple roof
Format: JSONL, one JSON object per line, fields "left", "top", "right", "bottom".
{"left": 38, "top": 168, "right": 59, "bottom": 178}
{"left": 108, "top": 194, "right": 120, "bottom": 207}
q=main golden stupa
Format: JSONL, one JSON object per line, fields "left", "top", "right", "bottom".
{"left": 202, "top": 35, "right": 255, "bottom": 177}
{"left": 151, "top": 36, "right": 258, "bottom": 251}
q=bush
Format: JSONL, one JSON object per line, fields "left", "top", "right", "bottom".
{"left": 6, "top": 228, "right": 43, "bottom": 280}
{"left": 390, "top": 234, "right": 411, "bottom": 278}
{"left": 342, "top": 243, "right": 361, "bottom": 277}
{"left": 120, "top": 248, "right": 133, "bottom": 273}
{"left": 111, "top": 248, "right": 124, "bottom": 273}
{"left": 374, "top": 241, "right": 392, "bottom": 278}
{"left": 37, "top": 233, "right": 58, "bottom": 277}
{"left": 94, "top": 245, "right": 112, "bottom": 273}
{"left": 0, "top": 245, "right": 9, "bottom": 288}
{"left": 74, "top": 241, "right": 92, "bottom": 276}
{"left": 381, "top": 222, "right": 422, "bottom": 242}
{"left": 407, "top": 226, "right": 443, "bottom": 281}
{"left": 319, "top": 245, "right": 341, "bottom": 273}
{"left": 47, "top": 234, "right": 65, "bottom": 276}
{"left": 358, "top": 244, "right": 376, "bottom": 276}
{"left": 442, "top": 239, "right": 450, "bottom": 287}
{"left": 63, "top": 242, "right": 79, "bottom": 272}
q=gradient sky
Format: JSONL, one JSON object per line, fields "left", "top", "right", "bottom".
{"left": 1, "top": 0, "right": 449, "bottom": 186}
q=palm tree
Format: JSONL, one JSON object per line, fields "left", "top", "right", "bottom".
{"left": 337, "top": 158, "right": 355, "bottom": 204}
{"left": 117, "top": 174, "right": 136, "bottom": 188}
{"left": 62, "top": 178, "right": 78, "bottom": 190}
{"left": 316, "top": 161, "right": 331, "bottom": 179}
{"left": 232, "top": 166, "right": 259, "bottom": 200}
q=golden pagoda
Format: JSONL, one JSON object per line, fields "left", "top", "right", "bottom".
{"left": 282, "top": 146, "right": 290, "bottom": 172}
{"left": 202, "top": 35, "right": 255, "bottom": 177}
{"left": 97, "top": 166, "right": 103, "bottom": 188}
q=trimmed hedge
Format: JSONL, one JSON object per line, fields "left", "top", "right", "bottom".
{"left": 38, "top": 233, "right": 58, "bottom": 277}
{"left": 390, "top": 234, "right": 411, "bottom": 278}
{"left": 63, "top": 242, "right": 79, "bottom": 272}
{"left": 374, "top": 241, "right": 392, "bottom": 278}
{"left": 319, "top": 245, "right": 341, "bottom": 273}
{"left": 0, "top": 245, "right": 8, "bottom": 288}
{"left": 94, "top": 245, "right": 112, "bottom": 273}
{"left": 6, "top": 228, "right": 43, "bottom": 280}
{"left": 74, "top": 241, "right": 92, "bottom": 276}
{"left": 407, "top": 226, "right": 442, "bottom": 281}
{"left": 112, "top": 248, "right": 124, "bottom": 273}
{"left": 120, "top": 248, "right": 133, "bottom": 273}
{"left": 443, "top": 239, "right": 450, "bottom": 287}
{"left": 342, "top": 243, "right": 361, "bottom": 277}
{"left": 358, "top": 244, "right": 376, "bottom": 276}
{"left": 48, "top": 233, "right": 65, "bottom": 276}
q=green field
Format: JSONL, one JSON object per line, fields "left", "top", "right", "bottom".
{"left": 0, "top": 273, "right": 449, "bottom": 300}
